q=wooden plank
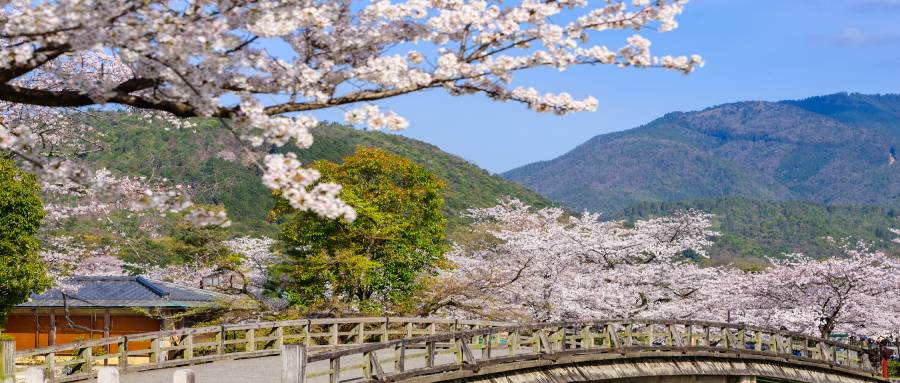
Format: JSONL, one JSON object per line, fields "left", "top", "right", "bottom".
{"left": 669, "top": 325, "right": 684, "bottom": 347}
{"left": 607, "top": 325, "right": 621, "bottom": 349}
{"left": 369, "top": 351, "right": 385, "bottom": 380}
{"left": 459, "top": 339, "right": 476, "bottom": 364}
{"left": 539, "top": 332, "right": 553, "bottom": 353}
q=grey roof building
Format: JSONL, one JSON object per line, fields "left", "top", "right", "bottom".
{"left": 6, "top": 276, "right": 234, "bottom": 350}
{"left": 16, "top": 275, "right": 230, "bottom": 309}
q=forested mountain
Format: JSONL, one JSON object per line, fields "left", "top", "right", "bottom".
{"left": 504, "top": 93, "right": 900, "bottom": 214}
{"left": 85, "top": 115, "right": 550, "bottom": 234}
{"left": 619, "top": 198, "right": 900, "bottom": 264}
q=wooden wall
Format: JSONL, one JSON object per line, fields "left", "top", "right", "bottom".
{"left": 3, "top": 309, "right": 161, "bottom": 350}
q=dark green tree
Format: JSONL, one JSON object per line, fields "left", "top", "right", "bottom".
{"left": 0, "top": 158, "right": 50, "bottom": 321}
{"left": 274, "top": 147, "right": 448, "bottom": 314}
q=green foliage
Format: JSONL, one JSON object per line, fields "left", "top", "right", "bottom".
{"left": 620, "top": 197, "right": 900, "bottom": 262}
{"left": 81, "top": 115, "right": 549, "bottom": 238}
{"left": 275, "top": 147, "right": 449, "bottom": 314}
{"left": 123, "top": 206, "right": 233, "bottom": 267}
{"left": 888, "top": 360, "right": 900, "bottom": 377}
{"left": 0, "top": 158, "right": 50, "bottom": 321}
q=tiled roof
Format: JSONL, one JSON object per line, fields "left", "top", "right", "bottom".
{"left": 16, "top": 276, "right": 231, "bottom": 308}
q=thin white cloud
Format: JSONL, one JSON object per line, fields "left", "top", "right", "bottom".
{"left": 815, "top": 27, "right": 900, "bottom": 46}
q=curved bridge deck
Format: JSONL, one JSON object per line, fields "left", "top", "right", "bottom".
{"left": 14, "top": 319, "right": 887, "bottom": 383}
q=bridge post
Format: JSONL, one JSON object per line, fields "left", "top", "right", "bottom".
{"left": 282, "top": 344, "right": 306, "bottom": 383}
{"left": 1, "top": 339, "right": 14, "bottom": 383}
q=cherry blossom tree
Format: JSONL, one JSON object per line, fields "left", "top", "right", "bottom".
{"left": 1, "top": 0, "right": 703, "bottom": 223}
{"left": 732, "top": 251, "right": 900, "bottom": 338}
{"left": 436, "top": 199, "right": 718, "bottom": 321}
{"left": 41, "top": 235, "right": 277, "bottom": 299}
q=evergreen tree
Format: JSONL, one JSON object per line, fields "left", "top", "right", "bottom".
{"left": 0, "top": 159, "right": 50, "bottom": 321}
{"left": 274, "top": 147, "right": 448, "bottom": 314}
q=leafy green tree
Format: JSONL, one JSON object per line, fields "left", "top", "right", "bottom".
{"left": 0, "top": 158, "right": 50, "bottom": 321}
{"left": 275, "top": 147, "right": 448, "bottom": 314}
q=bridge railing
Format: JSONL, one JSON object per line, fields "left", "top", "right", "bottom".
{"left": 13, "top": 317, "right": 510, "bottom": 383}
{"left": 299, "top": 319, "right": 882, "bottom": 383}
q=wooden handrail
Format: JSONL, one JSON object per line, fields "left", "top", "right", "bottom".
{"left": 298, "top": 320, "right": 885, "bottom": 383}
{"left": 13, "top": 318, "right": 882, "bottom": 383}
{"left": 13, "top": 317, "right": 512, "bottom": 382}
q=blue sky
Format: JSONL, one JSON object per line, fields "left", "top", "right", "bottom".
{"left": 319, "top": 0, "right": 900, "bottom": 173}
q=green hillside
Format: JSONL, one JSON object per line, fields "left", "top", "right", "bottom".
{"left": 85, "top": 115, "right": 550, "bottom": 235}
{"left": 619, "top": 198, "right": 900, "bottom": 263}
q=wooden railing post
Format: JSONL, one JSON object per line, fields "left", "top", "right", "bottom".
{"left": 484, "top": 329, "right": 493, "bottom": 359}
{"left": 330, "top": 324, "right": 339, "bottom": 346}
{"left": 47, "top": 352, "right": 56, "bottom": 383}
{"left": 380, "top": 319, "right": 389, "bottom": 342}
{"left": 356, "top": 324, "right": 365, "bottom": 344}
{"left": 275, "top": 327, "right": 285, "bottom": 350}
{"left": 217, "top": 326, "right": 225, "bottom": 356}
{"left": 394, "top": 340, "right": 406, "bottom": 372}
{"left": 151, "top": 337, "right": 161, "bottom": 363}
{"left": 246, "top": 329, "right": 256, "bottom": 352}
{"left": 625, "top": 324, "right": 633, "bottom": 347}
{"left": 361, "top": 350, "right": 371, "bottom": 378}
{"left": 0, "top": 339, "right": 14, "bottom": 383}
{"left": 78, "top": 346, "right": 93, "bottom": 374}
{"left": 118, "top": 337, "right": 129, "bottom": 370}
{"left": 328, "top": 356, "right": 340, "bottom": 383}
{"left": 282, "top": 344, "right": 306, "bottom": 383}
{"left": 303, "top": 321, "right": 311, "bottom": 347}
{"left": 510, "top": 330, "right": 521, "bottom": 355}
{"left": 426, "top": 340, "right": 435, "bottom": 368}
{"left": 183, "top": 334, "right": 193, "bottom": 360}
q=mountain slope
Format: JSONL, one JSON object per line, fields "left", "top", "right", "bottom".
{"left": 618, "top": 198, "right": 900, "bottom": 263}
{"left": 504, "top": 93, "right": 900, "bottom": 213}
{"left": 86, "top": 116, "right": 550, "bottom": 234}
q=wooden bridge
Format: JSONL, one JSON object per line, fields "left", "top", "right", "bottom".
{"left": 9, "top": 318, "right": 890, "bottom": 383}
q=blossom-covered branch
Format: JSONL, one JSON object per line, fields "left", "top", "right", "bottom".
{"left": 1, "top": 0, "right": 702, "bottom": 221}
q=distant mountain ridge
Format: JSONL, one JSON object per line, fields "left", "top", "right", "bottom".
{"left": 504, "top": 92, "right": 900, "bottom": 214}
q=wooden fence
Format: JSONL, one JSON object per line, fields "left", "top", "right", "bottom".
{"left": 13, "top": 317, "right": 509, "bottom": 382}
{"left": 288, "top": 319, "right": 885, "bottom": 383}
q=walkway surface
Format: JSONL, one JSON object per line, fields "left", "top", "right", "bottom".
{"left": 88, "top": 349, "right": 454, "bottom": 383}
